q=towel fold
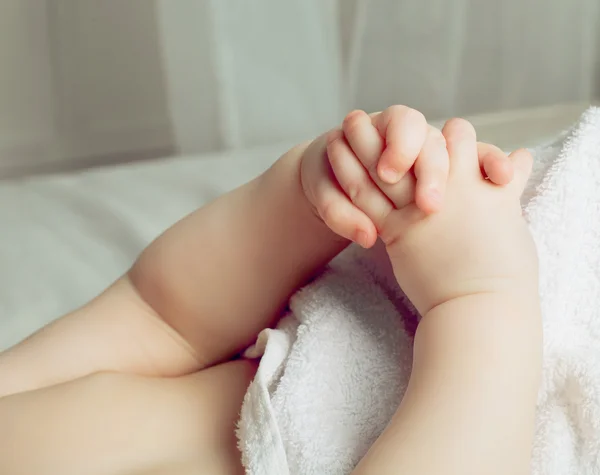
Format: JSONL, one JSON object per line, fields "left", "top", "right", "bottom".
{"left": 237, "top": 107, "right": 600, "bottom": 475}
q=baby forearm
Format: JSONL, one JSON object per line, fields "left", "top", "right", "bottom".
{"left": 354, "top": 292, "right": 542, "bottom": 475}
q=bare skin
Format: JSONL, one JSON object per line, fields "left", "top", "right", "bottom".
{"left": 1, "top": 139, "right": 350, "bottom": 475}
{"left": 1, "top": 361, "right": 256, "bottom": 475}
{"left": 0, "top": 107, "right": 530, "bottom": 475}
{"left": 0, "top": 146, "right": 348, "bottom": 395}
{"left": 334, "top": 115, "right": 541, "bottom": 475}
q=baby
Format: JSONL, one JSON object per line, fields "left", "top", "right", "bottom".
{"left": 0, "top": 106, "right": 541, "bottom": 475}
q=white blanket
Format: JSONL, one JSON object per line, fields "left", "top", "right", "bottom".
{"left": 237, "top": 108, "right": 600, "bottom": 475}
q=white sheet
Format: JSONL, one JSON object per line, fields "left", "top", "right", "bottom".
{"left": 0, "top": 104, "right": 588, "bottom": 350}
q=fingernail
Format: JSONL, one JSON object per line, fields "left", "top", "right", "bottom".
{"left": 355, "top": 231, "right": 370, "bottom": 248}
{"left": 380, "top": 167, "right": 401, "bottom": 184}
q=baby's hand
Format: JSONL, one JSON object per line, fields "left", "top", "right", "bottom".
{"left": 300, "top": 105, "right": 514, "bottom": 249}
{"left": 388, "top": 120, "right": 537, "bottom": 314}
{"left": 329, "top": 114, "right": 537, "bottom": 315}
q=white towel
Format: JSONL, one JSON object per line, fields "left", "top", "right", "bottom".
{"left": 237, "top": 107, "right": 600, "bottom": 475}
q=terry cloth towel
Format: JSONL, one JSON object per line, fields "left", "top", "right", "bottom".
{"left": 237, "top": 107, "right": 600, "bottom": 475}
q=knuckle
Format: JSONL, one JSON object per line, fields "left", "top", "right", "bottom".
{"left": 343, "top": 109, "right": 366, "bottom": 125}
{"left": 373, "top": 208, "right": 390, "bottom": 231}
{"left": 342, "top": 110, "right": 367, "bottom": 137}
{"left": 404, "top": 106, "right": 427, "bottom": 125}
{"left": 428, "top": 126, "right": 447, "bottom": 147}
{"left": 341, "top": 166, "right": 371, "bottom": 203}
{"left": 444, "top": 117, "right": 476, "bottom": 139}
{"left": 386, "top": 105, "right": 427, "bottom": 126}
{"left": 345, "top": 121, "right": 362, "bottom": 140}
{"left": 385, "top": 104, "right": 407, "bottom": 116}
{"left": 319, "top": 200, "right": 344, "bottom": 228}
{"left": 346, "top": 177, "right": 366, "bottom": 202}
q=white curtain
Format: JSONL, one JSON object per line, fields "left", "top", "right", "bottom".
{"left": 156, "top": 0, "right": 343, "bottom": 154}
{"left": 157, "top": 0, "right": 600, "bottom": 154}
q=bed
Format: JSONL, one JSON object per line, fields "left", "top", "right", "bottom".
{"left": 0, "top": 102, "right": 591, "bottom": 350}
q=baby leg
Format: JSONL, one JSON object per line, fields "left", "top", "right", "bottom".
{"left": 1, "top": 360, "right": 256, "bottom": 475}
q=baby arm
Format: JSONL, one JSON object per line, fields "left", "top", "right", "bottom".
{"left": 339, "top": 118, "right": 542, "bottom": 475}
{"left": 0, "top": 146, "right": 348, "bottom": 395}
{"left": 354, "top": 293, "right": 541, "bottom": 475}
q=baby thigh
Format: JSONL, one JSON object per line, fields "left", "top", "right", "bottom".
{"left": 0, "top": 360, "right": 257, "bottom": 475}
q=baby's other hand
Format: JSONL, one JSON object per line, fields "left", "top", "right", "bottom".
{"left": 335, "top": 115, "right": 537, "bottom": 315}
{"left": 300, "top": 105, "right": 515, "bottom": 249}
{"left": 340, "top": 106, "right": 514, "bottom": 213}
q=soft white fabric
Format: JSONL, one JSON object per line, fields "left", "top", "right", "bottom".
{"left": 237, "top": 108, "right": 600, "bottom": 475}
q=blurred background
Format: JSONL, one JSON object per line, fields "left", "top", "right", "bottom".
{"left": 1, "top": 0, "right": 599, "bottom": 348}
{"left": 1, "top": 0, "right": 598, "bottom": 178}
